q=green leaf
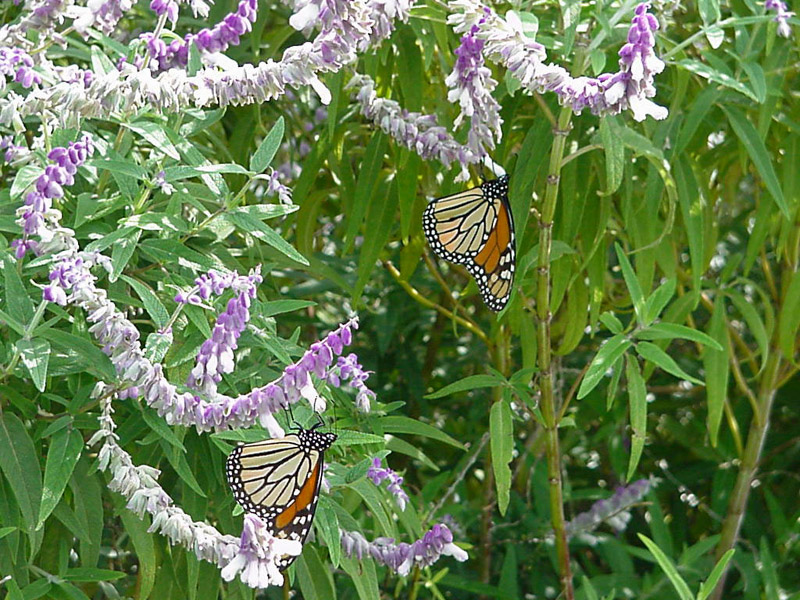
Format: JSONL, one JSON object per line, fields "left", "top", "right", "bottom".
{"left": 187, "top": 39, "right": 201, "bottom": 76}
{"left": 615, "top": 243, "right": 646, "bottom": 325}
{"left": 702, "top": 295, "right": 730, "bottom": 446}
{"left": 0, "top": 413, "right": 42, "bottom": 533}
{"left": 638, "top": 534, "right": 694, "bottom": 600}
{"left": 259, "top": 299, "right": 316, "bottom": 318}
{"left": 679, "top": 60, "right": 759, "bottom": 102}
{"left": 341, "top": 556, "right": 379, "bottom": 600}
{"left": 725, "top": 290, "right": 768, "bottom": 370}
{"left": 37, "top": 329, "right": 117, "bottom": 382}
{"left": 385, "top": 436, "right": 438, "bottom": 471}
{"left": 162, "top": 442, "right": 207, "bottom": 498}
{"left": 63, "top": 567, "right": 126, "bottom": 582}
{"left": 425, "top": 374, "right": 505, "bottom": 399}
{"left": 636, "top": 341, "right": 704, "bottom": 385}
{"left": 314, "top": 497, "right": 341, "bottom": 569}
{"left": 380, "top": 416, "right": 465, "bottom": 450}
{"left": 144, "top": 330, "right": 172, "bottom": 363}
{"left": 741, "top": 61, "right": 766, "bottom": 103}
{"left": 350, "top": 480, "right": 394, "bottom": 536}
{"left": 4, "top": 256, "right": 34, "bottom": 324}
{"left": 617, "top": 126, "right": 664, "bottom": 162}
{"left": 354, "top": 179, "right": 399, "bottom": 299}
{"left": 125, "top": 121, "right": 181, "bottom": 160}
{"left": 635, "top": 323, "right": 723, "bottom": 350}
{"left": 121, "top": 276, "right": 169, "bottom": 329}
{"left": 224, "top": 210, "right": 309, "bottom": 265}
{"left": 16, "top": 338, "right": 50, "bottom": 392}
{"left": 344, "top": 132, "right": 388, "bottom": 252}
{"left": 115, "top": 496, "right": 156, "bottom": 600}
{"left": 578, "top": 335, "right": 632, "bottom": 399}
{"left": 11, "top": 165, "right": 43, "bottom": 200}
{"left": 697, "top": 549, "right": 735, "bottom": 600}
{"left": 490, "top": 399, "right": 514, "bottom": 515}
{"left": 86, "top": 159, "right": 149, "bottom": 180}
{"left": 721, "top": 106, "right": 788, "bottom": 217}
{"left": 297, "top": 546, "right": 337, "bottom": 600}
{"left": 759, "top": 538, "right": 781, "bottom": 600}
{"left": 626, "top": 355, "right": 647, "bottom": 481}
{"left": 777, "top": 270, "right": 800, "bottom": 361}
{"left": 110, "top": 229, "right": 141, "bottom": 282}
{"left": 644, "top": 278, "right": 676, "bottom": 324}
{"left": 249, "top": 116, "right": 284, "bottom": 173}
{"left": 90, "top": 44, "right": 116, "bottom": 74}
{"left": 600, "top": 118, "right": 624, "bottom": 194}
{"left": 140, "top": 405, "right": 186, "bottom": 452}
{"left": 674, "top": 157, "right": 705, "bottom": 291}
{"left": 38, "top": 428, "right": 83, "bottom": 529}
{"left": 330, "top": 430, "right": 386, "bottom": 448}
{"left": 599, "top": 312, "right": 624, "bottom": 334}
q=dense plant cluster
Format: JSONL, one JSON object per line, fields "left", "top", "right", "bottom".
{"left": 0, "top": 0, "right": 797, "bottom": 598}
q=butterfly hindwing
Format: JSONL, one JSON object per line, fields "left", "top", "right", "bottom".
{"left": 423, "top": 175, "right": 515, "bottom": 311}
{"left": 225, "top": 426, "right": 337, "bottom": 571}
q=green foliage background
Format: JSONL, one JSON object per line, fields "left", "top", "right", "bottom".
{"left": 0, "top": 0, "right": 798, "bottom": 598}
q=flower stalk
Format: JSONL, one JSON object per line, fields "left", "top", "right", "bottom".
{"left": 532, "top": 41, "right": 588, "bottom": 599}
{"left": 709, "top": 338, "right": 782, "bottom": 599}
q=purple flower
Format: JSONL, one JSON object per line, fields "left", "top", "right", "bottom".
{"left": 41, "top": 257, "right": 365, "bottom": 433}
{"left": 0, "top": 135, "right": 24, "bottom": 163}
{"left": 262, "top": 168, "right": 293, "bottom": 205}
{"left": 330, "top": 352, "right": 374, "bottom": 411}
{"left": 565, "top": 477, "right": 655, "bottom": 539}
{"left": 449, "top": 0, "right": 667, "bottom": 122}
{"left": 150, "top": 0, "right": 179, "bottom": 23}
{"left": 72, "top": 0, "right": 133, "bottom": 35}
{"left": 765, "top": 0, "right": 794, "bottom": 37}
{"left": 187, "top": 291, "right": 254, "bottom": 394}
{"left": 445, "top": 23, "right": 502, "bottom": 158}
{"left": 145, "top": 0, "right": 259, "bottom": 72}
{"left": 368, "top": 457, "right": 409, "bottom": 511}
{"left": 0, "top": 48, "right": 41, "bottom": 89}
{"left": 220, "top": 514, "right": 301, "bottom": 587}
{"left": 175, "top": 267, "right": 262, "bottom": 305}
{"left": 348, "top": 73, "right": 479, "bottom": 182}
{"left": 341, "top": 523, "right": 468, "bottom": 576}
{"left": 14, "top": 135, "right": 93, "bottom": 259}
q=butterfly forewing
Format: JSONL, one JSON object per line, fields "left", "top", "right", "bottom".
{"left": 423, "top": 175, "right": 515, "bottom": 311}
{"left": 225, "top": 427, "right": 337, "bottom": 571}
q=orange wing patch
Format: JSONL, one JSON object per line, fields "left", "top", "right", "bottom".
{"left": 275, "top": 461, "right": 321, "bottom": 530}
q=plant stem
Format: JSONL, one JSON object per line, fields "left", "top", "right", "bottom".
{"left": 709, "top": 350, "right": 781, "bottom": 600}
{"left": 535, "top": 101, "right": 576, "bottom": 600}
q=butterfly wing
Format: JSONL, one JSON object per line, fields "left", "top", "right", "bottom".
{"left": 226, "top": 434, "right": 327, "bottom": 571}
{"left": 422, "top": 176, "right": 515, "bottom": 311}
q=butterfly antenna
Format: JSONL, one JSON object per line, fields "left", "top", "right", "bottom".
{"left": 286, "top": 402, "right": 302, "bottom": 432}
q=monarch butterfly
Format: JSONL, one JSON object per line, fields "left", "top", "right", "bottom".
{"left": 422, "top": 175, "right": 516, "bottom": 311}
{"left": 225, "top": 423, "right": 337, "bottom": 570}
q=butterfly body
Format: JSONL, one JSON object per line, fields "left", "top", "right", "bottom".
{"left": 226, "top": 426, "right": 336, "bottom": 570}
{"left": 423, "top": 175, "right": 515, "bottom": 311}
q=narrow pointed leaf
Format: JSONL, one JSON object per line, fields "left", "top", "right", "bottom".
{"left": 249, "top": 116, "right": 284, "bottom": 173}
{"left": 490, "top": 399, "right": 514, "bottom": 515}
{"left": 697, "top": 550, "right": 735, "bottom": 600}
{"left": 638, "top": 534, "right": 694, "bottom": 600}
{"left": 615, "top": 243, "right": 646, "bottom": 325}
{"left": 636, "top": 323, "right": 723, "bottom": 350}
{"left": 703, "top": 296, "right": 729, "bottom": 446}
{"left": 578, "top": 335, "right": 632, "bottom": 399}
{"left": 626, "top": 355, "right": 647, "bottom": 481}
{"left": 636, "top": 341, "right": 704, "bottom": 385}
{"left": 38, "top": 428, "right": 83, "bottom": 529}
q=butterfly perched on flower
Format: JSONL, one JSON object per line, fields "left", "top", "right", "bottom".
{"left": 422, "top": 175, "right": 516, "bottom": 311}
{"left": 226, "top": 423, "right": 336, "bottom": 571}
